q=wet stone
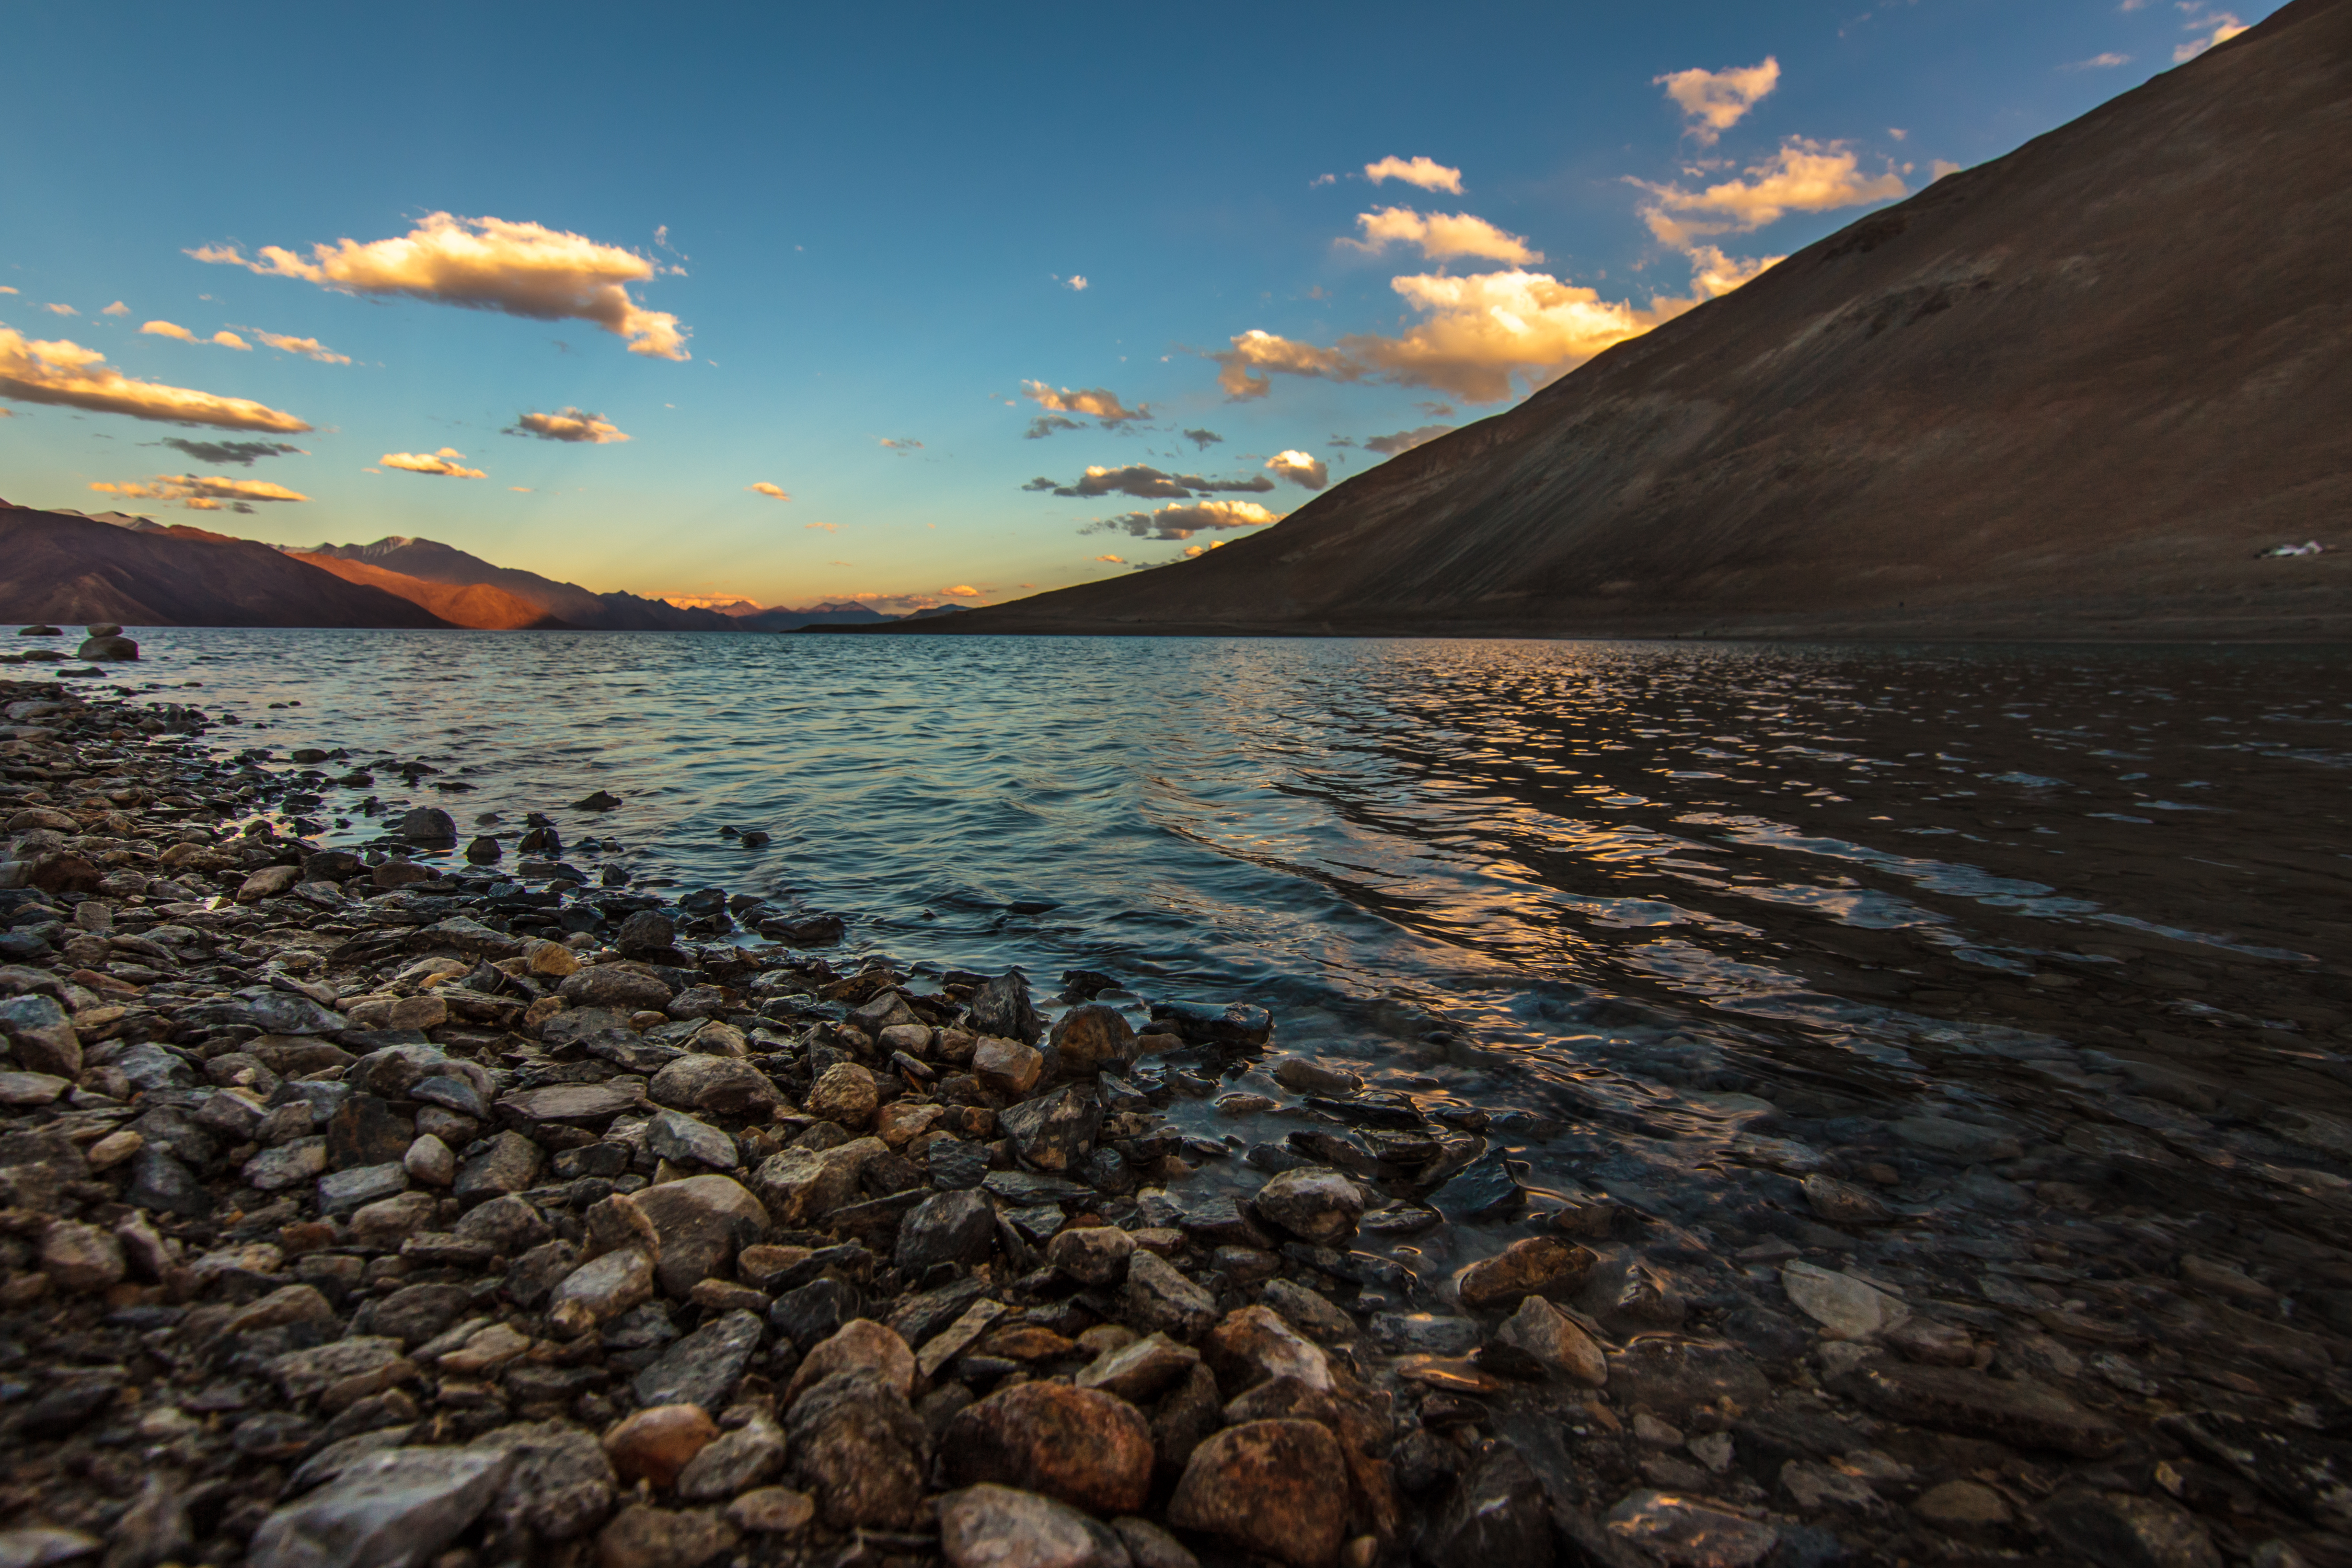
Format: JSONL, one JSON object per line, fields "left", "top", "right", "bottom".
{"left": 1830, "top": 1361, "right": 2122, "bottom": 1457}
{"left": 1253, "top": 1168, "right": 1364, "bottom": 1244}
{"left": 1421, "top": 1447, "right": 1553, "bottom": 1568}
{"left": 1000, "top": 1084, "right": 1103, "bottom": 1173}
{"left": 943, "top": 1381, "right": 1156, "bottom": 1516}
{"left": 1604, "top": 1489, "right": 1780, "bottom": 1568}
{"left": 1167, "top": 1419, "right": 1349, "bottom": 1568}
{"left": 895, "top": 1187, "right": 997, "bottom": 1272}
{"left": 1457, "top": 1235, "right": 1595, "bottom": 1310}
{"left": 1125, "top": 1250, "right": 1217, "bottom": 1341}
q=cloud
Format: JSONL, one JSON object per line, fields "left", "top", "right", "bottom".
{"left": 805, "top": 521, "right": 838, "bottom": 532}
{"left": 1083, "top": 499, "right": 1282, "bottom": 540}
{"left": 191, "top": 211, "right": 689, "bottom": 360}
{"left": 1266, "top": 450, "right": 1328, "bottom": 490}
{"left": 140, "top": 319, "right": 198, "bottom": 341}
{"left": 1057, "top": 274, "right": 1089, "bottom": 291}
{"left": 212, "top": 331, "right": 249, "bottom": 350}
{"left": 1364, "top": 424, "right": 1454, "bottom": 455}
{"left": 1031, "top": 464, "right": 1275, "bottom": 499}
{"left": 249, "top": 329, "right": 352, "bottom": 364}
{"left": 2175, "top": 8, "right": 2246, "bottom": 60}
{"left": 1021, "top": 381, "right": 1148, "bottom": 423}
{"left": 1342, "top": 208, "right": 1540, "bottom": 264}
{"left": 1654, "top": 57, "right": 1781, "bottom": 145}
{"left": 879, "top": 437, "right": 923, "bottom": 452}
{"left": 1363, "top": 156, "right": 1463, "bottom": 193}
{"left": 1416, "top": 401, "right": 1455, "bottom": 417}
{"left": 1024, "top": 414, "right": 1084, "bottom": 440}
{"left": 91, "top": 473, "right": 309, "bottom": 509}
{"left": 1182, "top": 428, "right": 1223, "bottom": 449}
{"left": 42, "top": 304, "right": 76, "bottom": 317}
{"left": 1215, "top": 267, "right": 1697, "bottom": 403}
{"left": 2064, "top": 51, "right": 2132, "bottom": 67}
{"left": 1685, "top": 244, "right": 1784, "bottom": 297}
{"left": 510, "top": 486, "right": 533, "bottom": 492}
{"left": 159, "top": 437, "right": 304, "bottom": 466}
{"left": 101, "top": 302, "right": 128, "bottom": 317}
{"left": 1094, "top": 554, "right": 1124, "bottom": 562}
{"left": 748, "top": 481, "right": 791, "bottom": 500}
{"left": 942, "top": 585, "right": 982, "bottom": 598}
{"left": 1932, "top": 159, "right": 1965, "bottom": 180}
{"left": 382, "top": 448, "right": 486, "bottom": 478}
{"left": 0, "top": 287, "right": 15, "bottom": 295}
{"left": 1635, "top": 139, "right": 1907, "bottom": 246}
{"left": 509, "top": 406, "right": 630, "bottom": 443}
{"left": 0, "top": 328, "right": 310, "bottom": 431}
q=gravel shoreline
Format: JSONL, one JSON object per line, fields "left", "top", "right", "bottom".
{"left": 3, "top": 674, "right": 2350, "bottom": 1568}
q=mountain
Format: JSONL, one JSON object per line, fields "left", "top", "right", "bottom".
{"left": 735, "top": 603, "right": 894, "bottom": 631}
{"left": 901, "top": 1, "right": 2352, "bottom": 642}
{"left": 290, "top": 551, "right": 572, "bottom": 630}
{"left": 0, "top": 506, "right": 450, "bottom": 628}
{"left": 302, "top": 537, "right": 742, "bottom": 630}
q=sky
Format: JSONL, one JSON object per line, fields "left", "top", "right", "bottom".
{"left": 0, "top": 0, "right": 2279, "bottom": 613}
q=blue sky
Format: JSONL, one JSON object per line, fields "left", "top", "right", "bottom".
{"left": 0, "top": 0, "right": 2276, "bottom": 611}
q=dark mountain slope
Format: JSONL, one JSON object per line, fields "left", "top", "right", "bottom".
{"left": 305, "top": 538, "right": 739, "bottom": 630}
{"left": 910, "top": 0, "right": 2352, "bottom": 641}
{"left": 0, "top": 508, "right": 449, "bottom": 628}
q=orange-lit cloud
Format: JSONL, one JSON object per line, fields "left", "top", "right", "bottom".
{"left": 2175, "top": 9, "right": 2246, "bottom": 60}
{"left": 941, "top": 585, "right": 982, "bottom": 598}
{"left": 878, "top": 437, "right": 923, "bottom": 452}
{"left": 1094, "top": 554, "right": 1124, "bottom": 563}
{"left": 0, "top": 328, "right": 310, "bottom": 431}
{"left": 1266, "top": 451, "right": 1329, "bottom": 490}
{"left": 140, "top": 320, "right": 198, "bottom": 341}
{"left": 250, "top": 330, "right": 352, "bottom": 364}
{"left": 511, "top": 407, "right": 629, "bottom": 443}
{"left": 805, "top": 521, "right": 838, "bottom": 532}
{"left": 1686, "top": 244, "right": 1783, "bottom": 297}
{"left": 91, "top": 473, "right": 310, "bottom": 510}
{"left": 101, "top": 302, "right": 129, "bottom": 317}
{"left": 1021, "top": 381, "right": 1148, "bottom": 424}
{"left": 1343, "top": 209, "right": 1540, "bottom": 264}
{"left": 212, "top": 331, "right": 249, "bottom": 350}
{"left": 382, "top": 448, "right": 486, "bottom": 478}
{"left": 1654, "top": 57, "right": 1780, "bottom": 145}
{"left": 42, "top": 304, "right": 76, "bottom": 317}
{"left": 1363, "top": 156, "right": 1463, "bottom": 193}
{"left": 191, "top": 212, "right": 689, "bottom": 360}
{"left": 748, "top": 481, "right": 790, "bottom": 499}
{"left": 1216, "top": 268, "right": 1689, "bottom": 403}
{"left": 1085, "top": 499, "right": 1281, "bottom": 540}
{"left": 1635, "top": 139, "right": 1906, "bottom": 246}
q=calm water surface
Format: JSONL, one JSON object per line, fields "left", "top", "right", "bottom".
{"left": 80, "top": 630, "right": 2352, "bottom": 1278}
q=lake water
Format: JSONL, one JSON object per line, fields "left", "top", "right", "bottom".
{"left": 74, "top": 629, "right": 2352, "bottom": 1286}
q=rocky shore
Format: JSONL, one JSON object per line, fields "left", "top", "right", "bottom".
{"left": 2, "top": 673, "right": 2350, "bottom": 1568}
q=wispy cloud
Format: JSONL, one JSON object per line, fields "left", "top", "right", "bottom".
{"left": 1021, "top": 381, "right": 1148, "bottom": 424}
{"left": 159, "top": 437, "right": 304, "bottom": 467}
{"left": 1181, "top": 428, "right": 1223, "bottom": 449}
{"left": 382, "top": 447, "right": 485, "bottom": 478}
{"left": 941, "top": 584, "right": 982, "bottom": 598}
{"left": 1364, "top": 424, "right": 1453, "bottom": 455}
{"left": 878, "top": 437, "right": 923, "bottom": 453}
{"left": 805, "top": 521, "right": 838, "bottom": 532}
{"left": 191, "top": 211, "right": 689, "bottom": 360}
{"left": 2174, "top": 6, "right": 2246, "bottom": 60}
{"left": 1082, "top": 499, "right": 1282, "bottom": 540}
{"left": 2062, "top": 51, "right": 2132, "bottom": 68}
{"left": 1094, "top": 554, "right": 1125, "bottom": 563}
{"left": 1026, "top": 464, "right": 1275, "bottom": 500}
{"left": 1265, "top": 450, "right": 1328, "bottom": 491}
{"left": 90, "top": 473, "right": 309, "bottom": 510}
{"left": 42, "top": 303, "right": 76, "bottom": 317}
{"left": 1024, "top": 414, "right": 1084, "bottom": 440}
{"left": 249, "top": 329, "right": 351, "bottom": 364}
{"left": 1654, "top": 57, "right": 1780, "bottom": 145}
{"left": 1634, "top": 138, "right": 1906, "bottom": 246}
{"left": 1342, "top": 209, "right": 1540, "bottom": 264}
{"left": 101, "top": 302, "right": 128, "bottom": 317}
{"left": 748, "top": 481, "right": 790, "bottom": 500}
{"left": 1363, "top": 156, "right": 1462, "bottom": 193}
{"left": 509, "top": 407, "right": 629, "bottom": 443}
{"left": 1055, "top": 274, "right": 1089, "bottom": 291}
{"left": 0, "top": 328, "right": 309, "bottom": 431}
{"left": 140, "top": 319, "right": 251, "bottom": 350}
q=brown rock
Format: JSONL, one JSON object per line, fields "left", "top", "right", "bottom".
{"left": 1077, "top": 1331, "right": 1201, "bottom": 1403}
{"left": 1831, "top": 1361, "right": 2122, "bottom": 1457}
{"left": 1457, "top": 1235, "right": 1596, "bottom": 1310}
{"left": 939, "top": 1484, "right": 1133, "bottom": 1568}
{"left": 603, "top": 1403, "right": 721, "bottom": 1488}
{"left": 786, "top": 1369, "right": 929, "bottom": 1530}
{"left": 1168, "top": 1419, "right": 1350, "bottom": 1568}
{"left": 236, "top": 864, "right": 302, "bottom": 903}
{"left": 39, "top": 1220, "right": 125, "bottom": 1293}
{"left": 1490, "top": 1296, "right": 1607, "bottom": 1386}
{"left": 1046, "top": 1225, "right": 1135, "bottom": 1287}
{"left": 783, "top": 1318, "right": 915, "bottom": 1405}
{"left": 804, "top": 1062, "right": 878, "bottom": 1129}
{"left": 723, "top": 1487, "right": 814, "bottom": 1535}
{"left": 973, "top": 1035, "right": 1044, "bottom": 1096}
{"left": 594, "top": 1505, "right": 735, "bottom": 1568}
{"left": 943, "top": 1381, "right": 1155, "bottom": 1515}
{"left": 1050, "top": 1004, "right": 1136, "bottom": 1074}
{"left": 1205, "top": 1305, "right": 1331, "bottom": 1395}
{"left": 630, "top": 1174, "right": 769, "bottom": 1297}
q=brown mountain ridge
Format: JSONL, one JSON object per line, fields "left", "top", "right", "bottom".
{"left": 895, "top": 0, "right": 2352, "bottom": 642}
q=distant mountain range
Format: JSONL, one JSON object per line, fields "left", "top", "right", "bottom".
{"left": 0, "top": 503, "right": 959, "bottom": 631}
{"left": 898, "top": 0, "right": 2351, "bottom": 642}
